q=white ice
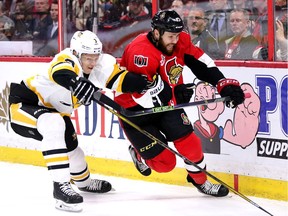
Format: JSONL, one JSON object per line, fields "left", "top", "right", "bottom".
{"left": 0, "top": 162, "right": 287, "bottom": 216}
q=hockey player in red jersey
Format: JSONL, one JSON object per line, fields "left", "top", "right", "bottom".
{"left": 117, "top": 9, "right": 245, "bottom": 197}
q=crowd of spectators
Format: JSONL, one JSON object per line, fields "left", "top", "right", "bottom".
{"left": 0, "top": 0, "right": 56, "bottom": 54}
{"left": 0, "top": 0, "right": 286, "bottom": 61}
{"left": 97, "top": 0, "right": 152, "bottom": 29}
{"left": 170, "top": 0, "right": 287, "bottom": 61}
{"left": 0, "top": 0, "right": 153, "bottom": 55}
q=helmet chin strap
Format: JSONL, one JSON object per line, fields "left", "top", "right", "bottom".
{"left": 151, "top": 29, "right": 163, "bottom": 46}
{"left": 78, "top": 54, "right": 83, "bottom": 67}
{"left": 72, "top": 50, "right": 81, "bottom": 60}
{"left": 151, "top": 31, "right": 159, "bottom": 44}
{"left": 73, "top": 51, "right": 85, "bottom": 74}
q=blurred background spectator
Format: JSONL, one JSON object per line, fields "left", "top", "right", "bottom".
{"left": 206, "top": 0, "right": 233, "bottom": 56}
{"left": 170, "top": 0, "right": 197, "bottom": 29}
{"left": 231, "top": 0, "right": 252, "bottom": 10}
{"left": 32, "top": 0, "right": 52, "bottom": 40}
{"left": 7, "top": 0, "right": 34, "bottom": 16}
{"left": 47, "top": 0, "right": 58, "bottom": 40}
{"left": 275, "top": 0, "right": 287, "bottom": 20}
{"left": 31, "top": 0, "right": 52, "bottom": 54}
{"left": 160, "top": 0, "right": 173, "bottom": 9}
{"left": 0, "top": 1, "right": 15, "bottom": 40}
{"left": 275, "top": 17, "right": 288, "bottom": 61}
{"left": 35, "top": 0, "right": 74, "bottom": 56}
{"left": 120, "top": 0, "right": 150, "bottom": 26}
{"left": 72, "top": 0, "right": 92, "bottom": 30}
{"left": 183, "top": 0, "right": 197, "bottom": 18}
{"left": 10, "top": 1, "right": 33, "bottom": 41}
{"left": 35, "top": 0, "right": 57, "bottom": 56}
{"left": 171, "top": 0, "right": 185, "bottom": 21}
{"left": 187, "top": 6, "right": 220, "bottom": 59}
{"left": 224, "top": 9, "right": 263, "bottom": 60}
{"left": 102, "top": 0, "right": 114, "bottom": 13}
{"left": 97, "top": 0, "right": 128, "bottom": 29}
{"left": 250, "top": 0, "right": 267, "bottom": 46}
{"left": 0, "top": 20, "right": 9, "bottom": 40}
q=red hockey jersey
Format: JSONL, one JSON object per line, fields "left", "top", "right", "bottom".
{"left": 116, "top": 31, "right": 220, "bottom": 108}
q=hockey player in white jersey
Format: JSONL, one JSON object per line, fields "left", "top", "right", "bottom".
{"left": 9, "top": 30, "right": 115, "bottom": 212}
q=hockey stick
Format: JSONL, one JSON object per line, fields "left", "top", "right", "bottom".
{"left": 93, "top": 91, "right": 230, "bottom": 117}
{"left": 92, "top": 92, "right": 273, "bottom": 216}
{"left": 123, "top": 96, "right": 229, "bottom": 117}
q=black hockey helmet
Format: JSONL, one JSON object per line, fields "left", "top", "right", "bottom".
{"left": 151, "top": 10, "right": 184, "bottom": 34}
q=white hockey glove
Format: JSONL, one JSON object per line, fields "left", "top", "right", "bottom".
{"left": 133, "top": 74, "right": 172, "bottom": 108}
{"left": 70, "top": 77, "right": 99, "bottom": 106}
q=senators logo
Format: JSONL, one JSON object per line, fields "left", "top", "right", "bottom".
{"left": 134, "top": 55, "right": 148, "bottom": 67}
{"left": 165, "top": 57, "right": 183, "bottom": 84}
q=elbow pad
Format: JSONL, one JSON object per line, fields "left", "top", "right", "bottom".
{"left": 122, "top": 72, "right": 148, "bottom": 93}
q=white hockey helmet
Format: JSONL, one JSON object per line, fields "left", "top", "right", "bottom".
{"left": 70, "top": 30, "right": 102, "bottom": 58}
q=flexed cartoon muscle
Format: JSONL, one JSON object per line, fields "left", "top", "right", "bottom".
{"left": 223, "top": 83, "right": 260, "bottom": 148}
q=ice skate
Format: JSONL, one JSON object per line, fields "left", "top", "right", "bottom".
{"left": 78, "top": 179, "right": 112, "bottom": 193}
{"left": 53, "top": 182, "right": 83, "bottom": 212}
{"left": 187, "top": 175, "right": 229, "bottom": 197}
{"left": 128, "top": 145, "right": 151, "bottom": 176}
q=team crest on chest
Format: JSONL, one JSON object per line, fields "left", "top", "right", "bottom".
{"left": 165, "top": 57, "right": 183, "bottom": 84}
{"left": 134, "top": 55, "right": 148, "bottom": 67}
{"left": 181, "top": 113, "right": 190, "bottom": 125}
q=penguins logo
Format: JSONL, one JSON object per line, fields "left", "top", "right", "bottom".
{"left": 166, "top": 57, "right": 183, "bottom": 84}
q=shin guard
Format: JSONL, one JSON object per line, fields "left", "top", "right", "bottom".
{"left": 174, "top": 132, "right": 207, "bottom": 184}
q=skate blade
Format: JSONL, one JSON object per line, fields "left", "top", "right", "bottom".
{"left": 55, "top": 199, "right": 83, "bottom": 212}
{"left": 110, "top": 187, "right": 116, "bottom": 191}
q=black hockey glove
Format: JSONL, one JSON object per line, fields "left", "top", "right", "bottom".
{"left": 70, "top": 77, "right": 99, "bottom": 106}
{"left": 174, "top": 83, "right": 195, "bottom": 104}
{"left": 217, "top": 78, "right": 244, "bottom": 108}
{"left": 147, "top": 74, "right": 172, "bottom": 107}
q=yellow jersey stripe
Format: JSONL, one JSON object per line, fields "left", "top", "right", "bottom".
{"left": 10, "top": 103, "right": 37, "bottom": 127}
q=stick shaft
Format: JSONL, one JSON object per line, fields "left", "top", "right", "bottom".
{"left": 123, "top": 97, "right": 229, "bottom": 116}
{"left": 93, "top": 91, "right": 230, "bottom": 117}
{"left": 92, "top": 92, "right": 273, "bottom": 216}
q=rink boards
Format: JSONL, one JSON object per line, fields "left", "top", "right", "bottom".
{"left": 0, "top": 61, "right": 287, "bottom": 201}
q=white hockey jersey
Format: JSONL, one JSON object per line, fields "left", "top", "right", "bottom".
{"left": 23, "top": 48, "right": 124, "bottom": 116}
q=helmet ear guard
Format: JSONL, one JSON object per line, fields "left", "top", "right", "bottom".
{"left": 70, "top": 30, "right": 102, "bottom": 58}
{"left": 151, "top": 9, "right": 184, "bottom": 35}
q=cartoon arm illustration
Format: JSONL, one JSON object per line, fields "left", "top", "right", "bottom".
{"left": 223, "top": 83, "right": 260, "bottom": 148}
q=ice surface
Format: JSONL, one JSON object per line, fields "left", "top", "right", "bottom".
{"left": 0, "top": 162, "right": 286, "bottom": 216}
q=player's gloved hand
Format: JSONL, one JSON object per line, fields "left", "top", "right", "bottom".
{"left": 174, "top": 83, "right": 194, "bottom": 104}
{"left": 147, "top": 74, "right": 172, "bottom": 106}
{"left": 217, "top": 78, "right": 244, "bottom": 108}
{"left": 70, "top": 77, "right": 99, "bottom": 106}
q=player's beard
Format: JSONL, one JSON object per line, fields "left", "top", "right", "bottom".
{"left": 157, "top": 37, "right": 175, "bottom": 56}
